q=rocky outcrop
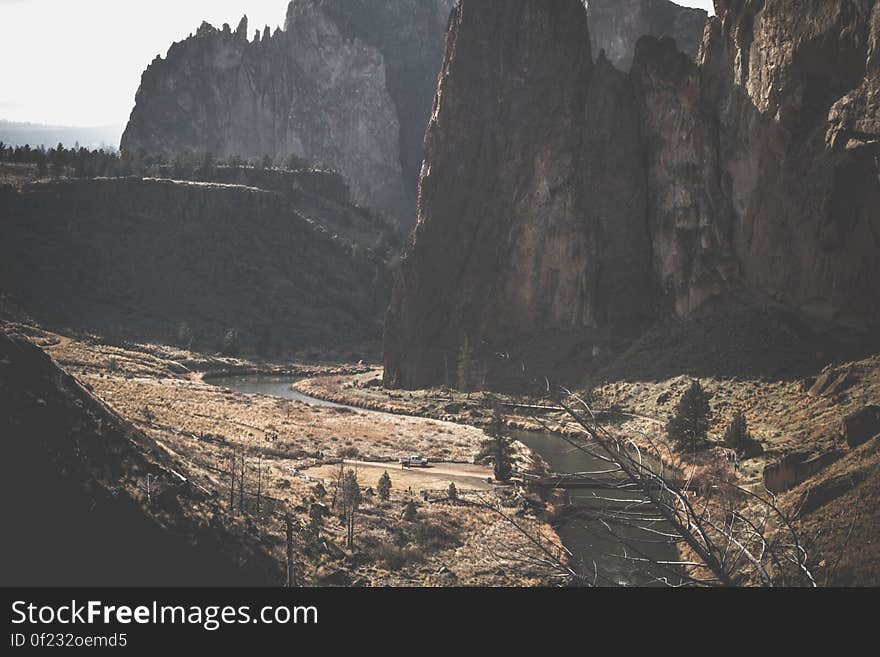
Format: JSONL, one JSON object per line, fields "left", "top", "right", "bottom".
{"left": 386, "top": 0, "right": 624, "bottom": 389}
{"left": 764, "top": 449, "right": 845, "bottom": 494}
{"left": 586, "top": 0, "right": 709, "bottom": 70}
{"left": 385, "top": 0, "right": 880, "bottom": 389}
{"left": 839, "top": 405, "right": 880, "bottom": 448}
{"left": 632, "top": 36, "right": 735, "bottom": 318}
{"left": 697, "top": 0, "right": 880, "bottom": 334}
{"left": 0, "top": 178, "right": 389, "bottom": 353}
{"left": 121, "top": 0, "right": 453, "bottom": 227}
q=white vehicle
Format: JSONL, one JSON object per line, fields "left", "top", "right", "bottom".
{"left": 399, "top": 455, "right": 429, "bottom": 468}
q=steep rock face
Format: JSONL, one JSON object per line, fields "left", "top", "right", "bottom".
{"left": 586, "top": 0, "right": 709, "bottom": 69}
{"left": 385, "top": 0, "right": 655, "bottom": 389}
{"left": 0, "top": 178, "right": 389, "bottom": 353}
{"left": 701, "top": 0, "right": 880, "bottom": 329}
{"left": 121, "top": 0, "right": 453, "bottom": 226}
{"left": 385, "top": 0, "right": 880, "bottom": 389}
{"left": 632, "top": 36, "right": 735, "bottom": 317}
{"left": 311, "top": 0, "right": 456, "bottom": 205}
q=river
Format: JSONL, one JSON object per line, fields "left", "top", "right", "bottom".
{"left": 208, "top": 374, "right": 680, "bottom": 586}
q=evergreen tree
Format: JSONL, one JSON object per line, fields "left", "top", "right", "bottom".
{"left": 403, "top": 499, "right": 418, "bottom": 522}
{"left": 476, "top": 408, "right": 516, "bottom": 481}
{"left": 201, "top": 151, "right": 216, "bottom": 179}
{"left": 723, "top": 410, "right": 763, "bottom": 457}
{"left": 340, "top": 469, "right": 362, "bottom": 548}
{"left": 308, "top": 502, "right": 326, "bottom": 541}
{"left": 285, "top": 153, "right": 307, "bottom": 170}
{"left": 723, "top": 410, "right": 749, "bottom": 451}
{"left": 377, "top": 470, "right": 392, "bottom": 501}
{"left": 447, "top": 482, "right": 458, "bottom": 501}
{"left": 176, "top": 322, "right": 194, "bottom": 350}
{"left": 667, "top": 381, "right": 712, "bottom": 451}
{"left": 34, "top": 153, "right": 48, "bottom": 178}
{"left": 221, "top": 328, "right": 240, "bottom": 355}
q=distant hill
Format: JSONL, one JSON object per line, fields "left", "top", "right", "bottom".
{"left": 0, "top": 120, "right": 123, "bottom": 150}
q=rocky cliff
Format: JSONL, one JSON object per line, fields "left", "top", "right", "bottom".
{"left": 1, "top": 177, "right": 389, "bottom": 354}
{"left": 385, "top": 0, "right": 880, "bottom": 390}
{"left": 586, "top": 0, "right": 709, "bottom": 69}
{"left": 121, "top": 0, "right": 453, "bottom": 227}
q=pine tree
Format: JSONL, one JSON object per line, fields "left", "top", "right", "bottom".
{"left": 667, "top": 381, "right": 712, "bottom": 451}
{"left": 447, "top": 482, "right": 458, "bottom": 501}
{"left": 176, "top": 322, "right": 194, "bottom": 350}
{"left": 377, "top": 471, "right": 392, "bottom": 501}
{"left": 201, "top": 151, "right": 216, "bottom": 179}
{"left": 221, "top": 328, "right": 240, "bottom": 355}
{"left": 35, "top": 153, "right": 48, "bottom": 178}
{"left": 723, "top": 410, "right": 763, "bottom": 457}
{"left": 340, "top": 469, "right": 362, "bottom": 548}
{"left": 476, "top": 408, "right": 516, "bottom": 481}
{"left": 308, "top": 502, "right": 326, "bottom": 541}
{"left": 403, "top": 499, "right": 418, "bottom": 522}
{"left": 723, "top": 410, "right": 748, "bottom": 450}
{"left": 285, "top": 153, "right": 307, "bottom": 170}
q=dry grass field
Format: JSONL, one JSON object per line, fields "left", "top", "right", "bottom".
{"left": 5, "top": 323, "right": 564, "bottom": 586}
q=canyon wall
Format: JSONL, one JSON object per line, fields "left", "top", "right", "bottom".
{"left": 121, "top": 0, "right": 453, "bottom": 227}
{"left": 586, "top": 0, "right": 709, "bottom": 69}
{"left": 0, "top": 178, "right": 390, "bottom": 354}
{"left": 385, "top": 0, "right": 880, "bottom": 389}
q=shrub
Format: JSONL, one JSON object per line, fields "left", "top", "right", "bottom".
{"left": 374, "top": 544, "right": 424, "bottom": 571}
{"left": 403, "top": 499, "right": 418, "bottom": 522}
{"left": 447, "top": 482, "right": 458, "bottom": 501}
{"left": 413, "top": 520, "right": 459, "bottom": 550}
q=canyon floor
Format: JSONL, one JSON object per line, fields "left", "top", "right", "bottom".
{"left": 4, "top": 301, "right": 879, "bottom": 585}
{"left": 2, "top": 322, "right": 562, "bottom": 587}
{"left": 296, "top": 299, "right": 880, "bottom": 586}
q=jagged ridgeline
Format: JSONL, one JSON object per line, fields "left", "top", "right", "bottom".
{"left": 585, "top": 0, "right": 709, "bottom": 69}
{"left": 121, "top": 0, "right": 456, "bottom": 228}
{"left": 384, "top": 0, "right": 880, "bottom": 389}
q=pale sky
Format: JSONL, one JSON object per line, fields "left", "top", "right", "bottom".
{"left": 0, "top": 0, "right": 716, "bottom": 129}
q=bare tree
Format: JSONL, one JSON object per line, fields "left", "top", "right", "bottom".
{"left": 255, "top": 455, "right": 263, "bottom": 513}
{"left": 526, "top": 383, "right": 818, "bottom": 587}
{"left": 468, "top": 375, "right": 817, "bottom": 587}
{"left": 285, "top": 513, "right": 296, "bottom": 587}
{"left": 238, "top": 449, "right": 246, "bottom": 513}
{"left": 228, "top": 452, "right": 237, "bottom": 514}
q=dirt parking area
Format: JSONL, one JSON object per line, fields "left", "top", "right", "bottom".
{"left": 302, "top": 460, "right": 494, "bottom": 494}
